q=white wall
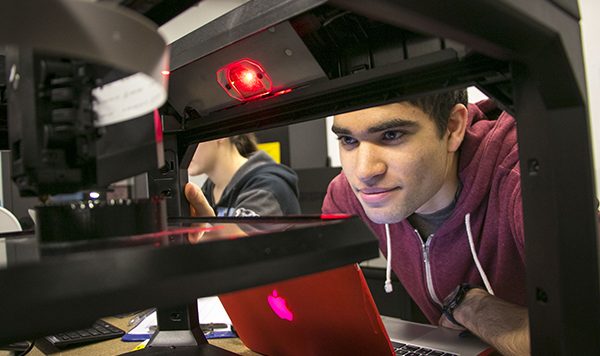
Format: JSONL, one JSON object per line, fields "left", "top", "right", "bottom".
{"left": 159, "top": 0, "right": 249, "bottom": 44}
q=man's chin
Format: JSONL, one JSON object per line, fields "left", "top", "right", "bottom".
{"left": 364, "top": 208, "right": 405, "bottom": 225}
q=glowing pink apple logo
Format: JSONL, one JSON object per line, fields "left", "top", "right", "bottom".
{"left": 267, "top": 289, "right": 294, "bottom": 321}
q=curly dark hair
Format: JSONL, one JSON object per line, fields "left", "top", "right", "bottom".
{"left": 406, "top": 89, "right": 468, "bottom": 138}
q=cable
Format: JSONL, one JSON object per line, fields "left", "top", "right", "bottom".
{"left": 322, "top": 10, "right": 351, "bottom": 27}
{"left": 17, "top": 340, "right": 35, "bottom": 356}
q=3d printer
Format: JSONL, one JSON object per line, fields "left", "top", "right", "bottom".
{"left": 0, "top": 0, "right": 598, "bottom": 355}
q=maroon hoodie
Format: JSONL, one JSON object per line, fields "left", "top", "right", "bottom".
{"left": 322, "top": 100, "right": 526, "bottom": 323}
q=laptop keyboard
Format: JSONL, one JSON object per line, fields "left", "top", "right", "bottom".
{"left": 393, "top": 341, "right": 458, "bottom": 356}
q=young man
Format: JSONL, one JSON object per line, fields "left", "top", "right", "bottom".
{"left": 184, "top": 133, "right": 300, "bottom": 239}
{"left": 188, "top": 133, "right": 301, "bottom": 217}
{"left": 322, "top": 90, "right": 530, "bottom": 355}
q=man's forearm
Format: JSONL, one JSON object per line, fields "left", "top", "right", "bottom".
{"left": 454, "top": 288, "right": 530, "bottom": 356}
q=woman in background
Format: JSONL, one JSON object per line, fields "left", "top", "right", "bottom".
{"left": 186, "top": 133, "right": 301, "bottom": 217}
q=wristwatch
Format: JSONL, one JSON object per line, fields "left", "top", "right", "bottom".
{"left": 442, "top": 283, "right": 474, "bottom": 327}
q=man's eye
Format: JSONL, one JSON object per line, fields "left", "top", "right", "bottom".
{"left": 383, "top": 130, "right": 402, "bottom": 141}
{"left": 337, "top": 136, "right": 357, "bottom": 146}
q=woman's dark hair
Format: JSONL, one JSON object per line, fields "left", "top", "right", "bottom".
{"left": 229, "top": 133, "right": 258, "bottom": 158}
{"left": 406, "top": 89, "right": 468, "bottom": 138}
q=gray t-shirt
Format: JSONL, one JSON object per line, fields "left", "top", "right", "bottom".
{"left": 408, "top": 184, "right": 462, "bottom": 240}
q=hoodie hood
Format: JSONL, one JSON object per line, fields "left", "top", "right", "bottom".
{"left": 440, "top": 100, "right": 521, "bottom": 237}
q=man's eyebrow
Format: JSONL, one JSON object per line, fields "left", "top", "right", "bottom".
{"left": 331, "top": 118, "right": 418, "bottom": 135}
{"left": 331, "top": 125, "right": 352, "bottom": 135}
{"left": 366, "top": 118, "right": 418, "bottom": 133}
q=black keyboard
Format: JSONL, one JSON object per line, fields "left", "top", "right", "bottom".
{"left": 44, "top": 320, "right": 125, "bottom": 349}
{"left": 393, "top": 341, "right": 458, "bottom": 356}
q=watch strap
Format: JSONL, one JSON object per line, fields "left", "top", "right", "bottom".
{"left": 442, "top": 283, "right": 473, "bottom": 327}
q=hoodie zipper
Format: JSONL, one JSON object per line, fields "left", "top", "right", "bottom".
{"left": 413, "top": 230, "right": 443, "bottom": 307}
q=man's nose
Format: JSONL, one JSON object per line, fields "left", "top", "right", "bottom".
{"left": 355, "top": 144, "right": 386, "bottom": 185}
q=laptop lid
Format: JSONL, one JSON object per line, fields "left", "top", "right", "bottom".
{"left": 219, "top": 264, "right": 395, "bottom": 356}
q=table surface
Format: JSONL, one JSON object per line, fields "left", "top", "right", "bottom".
{"left": 2, "top": 313, "right": 261, "bottom": 356}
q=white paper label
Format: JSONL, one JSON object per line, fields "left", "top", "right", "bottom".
{"left": 92, "top": 72, "right": 166, "bottom": 127}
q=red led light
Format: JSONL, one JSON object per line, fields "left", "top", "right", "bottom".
{"left": 320, "top": 213, "right": 352, "bottom": 220}
{"left": 216, "top": 58, "right": 273, "bottom": 101}
{"left": 273, "top": 88, "right": 293, "bottom": 97}
{"left": 161, "top": 70, "right": 170, "bottom": 76}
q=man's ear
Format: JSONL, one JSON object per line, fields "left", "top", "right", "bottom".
{"left": 446, "top": 104, "right": 468, "bottom": 153}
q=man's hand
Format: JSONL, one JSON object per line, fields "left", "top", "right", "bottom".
{"left": 184, "top": 182, "right": 215, "bottom": 243}
{"left": 439, "top": 288, "right": 530, "bottom": 356}
{"left": 184, "top": 182, "right": 215, "bottom": 217}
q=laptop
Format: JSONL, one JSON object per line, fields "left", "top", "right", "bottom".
{"left": 219, "top": 264, "right": 492, "bottom": 356}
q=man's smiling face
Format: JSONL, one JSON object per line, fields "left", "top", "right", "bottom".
{"left": 333, "top": 102, "right": 460, "bottom": 224}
